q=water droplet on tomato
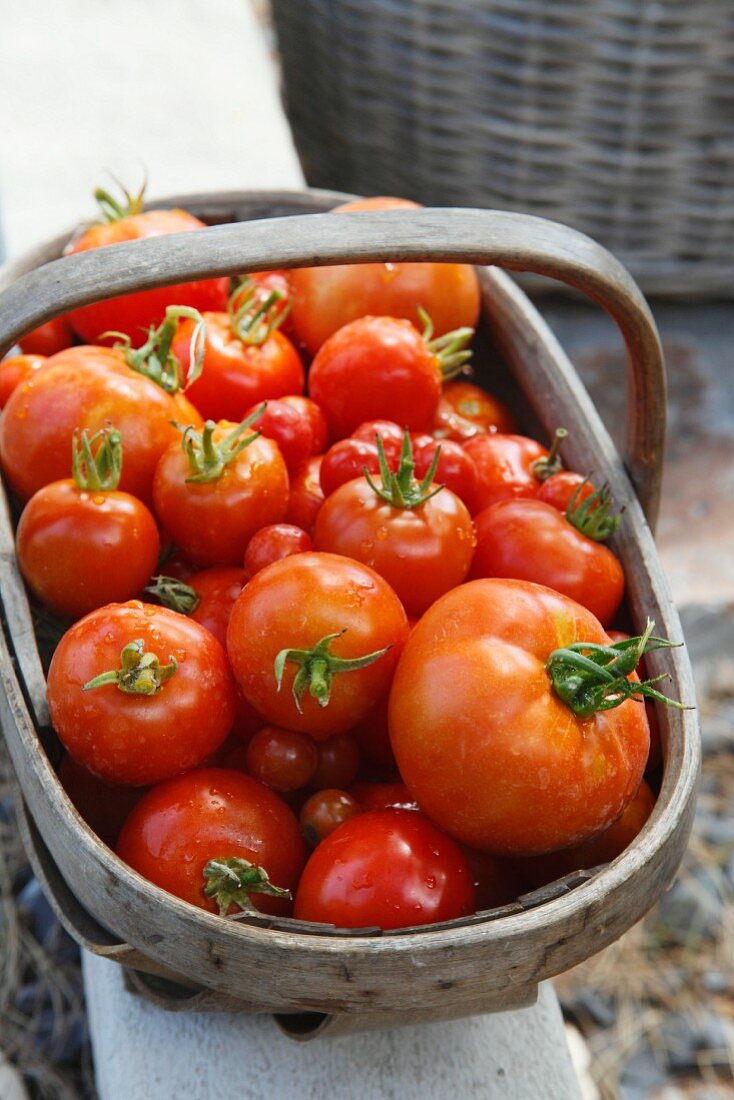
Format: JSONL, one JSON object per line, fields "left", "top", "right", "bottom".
{"left": 376, "top": 526, "right": 388, "bottom": 541}
{"left": 359, "top": 540, "right": 374, "bottom": 556}
{"left": 144, "top": 606, "right": 157, "bottom": 617}
{"left": 92, "top": 495, "right": 106, "bottom": 506}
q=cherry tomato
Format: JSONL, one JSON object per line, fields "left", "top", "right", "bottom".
{"left": 314, "top": 474, "right": 475, "bottom": 618}
{"left": 247, "top": 270, "right": 294, "bottom": 336}
{"left": 152, "top": 421, "right": 289, "bottom": 566}
{"left": 0, "top": 347, "right": 202, "bottom": 504}
{"left": 310, "top": 732, "right": 361, "bottom": 790}
{"left": 432, "top": 380, "right": 518, "bottom": 440}
{"left": 17, "top": 480, "right": 159, "bottom": 621}
{"left": 469, "top": 498, "right": 624, "bottom": 627}
{"left": 284, "top": 455, "right": 325, "bottom": 534}
{"left": 66, "top": 201, "right": 229, "bottom": 345}
{"left": 47, "top": 601, "right": 237, "bottom": 785}
{"left": 243, "top": 524, "right": 313, "bottom": 580}
{"left": 389, "top": 579, "right": 650, "bottom": 855}
{"left": 300, "top": 789, "right": 362, "bottom": 846}
{"left": 308, "top": 316, "right": 455, "bottom": 438}
{"left": 280, "top": 395, "right": 329, "bottom": 454}
{"left": 319, "top": 438, "right": 385, "bottom": 498}
{"left": 351, "top": 420, "right": 405, "bottom": 459}
{"left": 18, "top": 317, "right": 75, "bottom": 357}
{"left": 411, "top": 433, "right": 480, "bottom": 513}
{"left": 535, "top": 471, "right": 595, "bottom": 513}
{"left": 0, "top": 354, "right": 46, "bottom": 408}
{"left": 227, "top": 552, "right": 409, "bottom": 740}
{"left": 242, "top": 399, "right": 313, "bottom": 472}
{"left": 116, "top": 768, "right": 305, "bottom": 917}
{"left": 289, "top": 196, "right": 480, "bottom": 357}
{"left": 246, "top": 726, "right": 319, "bottom": 792}
{"left": 294, "top": 810, "right": 476, "bottom": 930}
{"left": 175, "top": 314, "right": 304, "bottom": 422}
{"left": 171, "top": 567, "right": 246, "bottom": 647}
{"left": 463, "top": 432, "right": 549, "bottom": 513}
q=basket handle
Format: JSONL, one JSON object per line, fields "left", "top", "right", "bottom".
{"left": 0, "top": 208, "right": 665, "bottom": 523}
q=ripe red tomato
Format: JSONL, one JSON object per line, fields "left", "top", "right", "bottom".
{"left": 116, "top": 768, "right": 305, "bottom": 916}
{"left": 388, "top": 579, "right": 651, "bottom": 855}
{"left": 243, "top": 524, "right": 313, "bottom": 580}
{"left": 300, "top": 789, "right": 362, "bottom": 846}
{"left": 0, "top": 354, "right": 46, "bottom": 408}
{"left": 152, "top": 421, "right": 289, "bottom": 566}
{"left": 469, "top": 498, "right": 625, "bottom": 627}
{"left": 284, "top": 455, "right": 325, "bottom": 534}
{"left": 0, "top": 347, "right": 202, "bottom": 504}
{"left": 245, "top": 726, "right": 319, "bottom": 792}
{"left": 433, "top": 380, "right": 518, "bottom": 441}
{"left": 175, "top": 314, "right": 305, "bottom": 422}
{"left": 314, "top": 461, "right": 475, "bottom": 618}
{"left": 144, "top": 566, "right": 247, "bottom": 647}
{"left": 16, "top": 429, "right": 160, "bottom": 620}
{"left": 242, "top": 399, "right": 313, "bottom": 473}
{"left": 18, "top": 317, "right": 75, "bottom": 357}
{"left": 294, "top": 810, "right": 476, "bottom": 930}
{"left": 289, "top": 196, "right": 480, "bottom": 356}
{"left": 47, "top": 602, "right": 237, "bottom": 785}
{"left": 280, "top": 395, "right": 329, "bottom": 454}
{"left": 66, "top": 198, "right": 228, "bottom": 344}
{"left": 535, "top": 471, "right": 595, "bottom": 513}
{"left": 227, "top": 552, "right": 409, "bottom": 740}
{"left": 308, "top": 316, "right": 469, "bottom": 438}
{"left": 463, "top": 432, "right": 550, "bottom": 513}
{"left": 309, "top": 731, "right": 361, "bottom": 790}
{"left": 348, "top": 781, "right": 419, "bottom": 813}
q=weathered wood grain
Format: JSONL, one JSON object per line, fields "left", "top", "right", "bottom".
{"left": 0, "top": 191, "right": 699, "bottom": 1032}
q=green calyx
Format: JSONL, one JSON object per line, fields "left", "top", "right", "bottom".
{"left": 418, "top": 306, "right": 474, "bottom": 380}
{"left": 108, "top": 305, "right": 206, "bottom": 394}
{"left": 274, "top": 629, "right": 391, "bottom": 713}
{"left": 93, "top": 178, "right": 146, "bottom": 224}
{"left": 364, "top": 430, "right": 444, "bottom": 509}
{"left": 179, "top": 405, "right": 264, "bottom": 484}
{"left": 531, "top": 427, "right": 568, "bottom": 483}
{"left": 71, "top": 426, "right": 123, "bottom": 491}
{"left": 144, "top": 575, "right": 200, "bottom": 615}
{"left": 228, "top": 277, "right": 291, "bottom": 347}
{"left": 566, "top": 480, "right": 623, "bottom": 542}
{"left": 203, "top": 857, "right": 291, "bottom": 918}
{"left": 546, "top": 620, "right": 691, "bottom": 718}
{"left": 82, "top": 638, "right": 178, "bottom": 696}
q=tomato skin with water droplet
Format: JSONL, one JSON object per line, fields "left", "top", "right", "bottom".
{"left": 294, "top": 810, "right": 475, "bottom": 929}
{"left": 47, "top": 602, "right": 237, "bottom": 785}
{"left": 117, "top": 768, "right": 305, "bottom": 916}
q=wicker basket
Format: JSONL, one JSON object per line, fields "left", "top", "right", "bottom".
{"left": 270, "top": 0, "right": 734, "bottom": 296}
{"left": 0, "top": 191, "right": 699, "bottom": 1039}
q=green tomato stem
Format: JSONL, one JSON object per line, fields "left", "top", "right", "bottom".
{"left": 202, "top": 857, "right": 291, "bottom": 918}
{"left": 418, "top": 306, "right": 474, "bottom": 379}
{"left": 228, "top": 278, "right": 291, "bottom": 347}
{"left": 181, "top": 406, "right": 264, "bottom": 483}
{"left": 274, "top": 629, "right": 391, "bottom": 712}
{"left": 83, "top": 639, "right": 178, "bottom": 696}
{"left": 546, "top": 620, "right": 691, "bottom": 718}
{"left": 364, "top": 430, "right": 444, "bottom": 510}
{"left": 531, "top": 427, "right": 568, "bottom": 482}
{"left": 566, "top": 481, "right": 624, "bottom": 542}
{"left": 109, "top": 306, "right": 206, "bottom": 394}
{"left": 144, "top": 575, "right": 200, "bottom": 615}
{"left": 71, "top": 426, "right": 123, "bottom": 492}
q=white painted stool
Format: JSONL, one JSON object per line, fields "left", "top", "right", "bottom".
{"left": 83, "top": 954, "right": 583, "bottom": 1099}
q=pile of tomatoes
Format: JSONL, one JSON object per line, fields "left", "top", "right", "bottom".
{"left": 0, "top": 188, "right": 678, "bottom": 932}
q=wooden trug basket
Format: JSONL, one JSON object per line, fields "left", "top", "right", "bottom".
{"left": 0, "top": 191, "right": 700, "bottom": 1040}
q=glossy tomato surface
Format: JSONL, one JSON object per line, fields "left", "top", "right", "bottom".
{"left": 153, "top": 431, "right": 289, "bottom": 566}
{"left": 47, "top": 602, "right": 237, "bottom": 785}
{"left": 463, "top": 433, "right": 548, "bottom": 513}
{"left": 16, "top": 480, "right": 160, "bottom": 620}
{"left": 314, "top": 477, "right": 475, "bottom": 617}
{"left": 186, "top": 567, "right": 246, "bottom": 647}
{"left": 227, "top": 552, "right": 409, "bottom": 740}
{"left": 176, "top": 314, "right": 304, "bottom": 422}
{"left": 0, "top": 354, "right": 46, "bottom": 408}
{"left": 289, "top": 197, "right": 480, "bottom": 356}
{"left": 469, "top": 498, "right": 625, "bottom": 627}
{"left": 0, "top": 348, "right": 200, "bottom": 504}
{"left": 294, "top": 810, "right": 476, "bottom": 930}
{"left": 432, "top": 381, "right": 518, "bottom": 441}
{"left": 66, "top": 208, "right": 229, "bottom": 345}
{"left": 388, "top": 579, "right": 650, "bottom": 855}
{"left": 116, "top": 768, "right": 305, "bottom": 916}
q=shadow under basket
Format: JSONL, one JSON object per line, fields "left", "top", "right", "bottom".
{"left": 0, "top": 190, "right": 700, "bottom": 1039}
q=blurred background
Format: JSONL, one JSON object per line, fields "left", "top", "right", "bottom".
{"left": 0, "top": 2, "right": 732, "bottom": 1098}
